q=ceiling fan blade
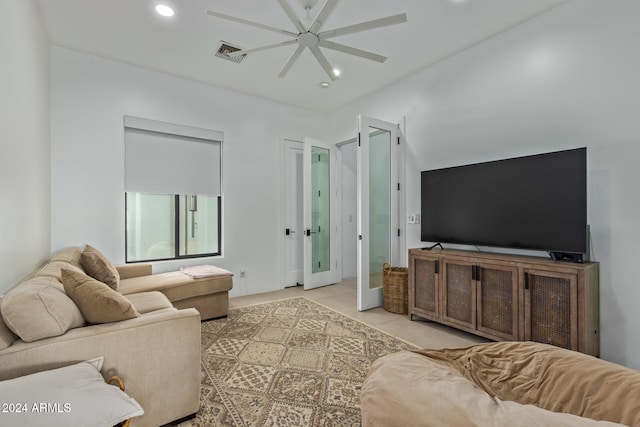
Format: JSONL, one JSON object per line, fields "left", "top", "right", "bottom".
{"left": 309, "top": 46, "right": 338, "bottom": 81}
{"left": 309, "top": 0, "right": 339, "bottom": 34}
{"left": 276, "top": 0, "right": 307, "bottom": 33}
{"left": 278, "top": 45, "right": 306, "bottom": 78}
{"left": 230, "top": 40, "right": 298, "bottom": 56}
{"left": 319, "top": 13, "right": 407, "bottom": 39}
{"left": 318, "top": 40, "right": 387, "bottom": 63}
{"left": 206, "top": 10, "right": 297, "bottom": 37}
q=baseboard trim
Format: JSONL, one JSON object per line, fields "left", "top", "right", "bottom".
{"left": 160, "top": 412, "right": 197, "bottom": 427}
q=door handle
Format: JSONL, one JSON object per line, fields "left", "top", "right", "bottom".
{"left": 285, "top": 228, "right": 297, "bottom": 236}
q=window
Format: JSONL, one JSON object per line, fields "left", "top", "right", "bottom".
{"left": 124, "top": 116, "right": 222, "bottom": 262}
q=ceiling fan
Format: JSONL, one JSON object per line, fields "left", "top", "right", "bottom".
{"left": 206, "top": 0, "right": 407, "bottom": 80}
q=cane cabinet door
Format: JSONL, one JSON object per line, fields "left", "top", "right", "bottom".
{"left": 441, "top": 258, "right": 476, "bottom": 330}
{"left": 523, "top": 269, "right": 578, "bottom": 351}
{"left": 409, "top": 253, "right": 440, "bottom": 321}
{"left": 476, "top": 263, "right": 519, "bottom": 341}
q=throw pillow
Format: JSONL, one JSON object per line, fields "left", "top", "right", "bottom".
{"left": 61, "top": 269, "right": 140, "bottom": 324}
{"left": 1, "top": 277, "right": 85, "bottom": 342}
{"left": 0, "top": 359, "right": 144, "bottom": 427}
{"left": 80, "top": 245, "right": 120, "bottom": 289}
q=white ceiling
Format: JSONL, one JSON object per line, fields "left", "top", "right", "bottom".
{"left": 37, "top": 0, "right": 567, "bottom": 113}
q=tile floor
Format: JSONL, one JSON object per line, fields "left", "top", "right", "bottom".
{"left": 170, "top": 279, "right": 489, "bottom": 426}
{"left": 229, "top": 277, "right": 488, "bottom": 350}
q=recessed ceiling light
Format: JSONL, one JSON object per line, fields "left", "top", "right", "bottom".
{"left": 319, "top": 82, "right": 330, "bottom": 89}
{"left": 155, "top": 4, "right": 175, "bottom": 17}
{"left": 332, "top": 68, "right": 341, "bottom": 77}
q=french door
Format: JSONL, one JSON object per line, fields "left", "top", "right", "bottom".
{"left": 283, "top": 140, "right": 304, "bottom": 287}
{"left": 357, "top": 116, "right": 400, "bottom": 310}
{"left": 303, "top": 137, "right": 338, "bottom": 290}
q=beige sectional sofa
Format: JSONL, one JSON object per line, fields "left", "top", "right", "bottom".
{"left": 0, "top": 246, "right": 233, "bottom": 427}
{"left": 117, "top": 262, "right": 232, "bottom": 321}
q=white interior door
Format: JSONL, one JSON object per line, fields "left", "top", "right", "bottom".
{"left": 357, "top": 116, "right": 400, "bottom": 311}
{"left": 284, "top": 140, "right": 304, "bottom": 287}
{"left": 303, "top": 137, "right": 338, "bottom": 290}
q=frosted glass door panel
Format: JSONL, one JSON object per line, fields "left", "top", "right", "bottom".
{"left": 304, "top": 138, "right": 337, "bottom": 290}
{"left": 368, "top": 128, "right": 391, "bottom": 289}
{"left": 312, "top": 146, "right": 331, "bottom": 273}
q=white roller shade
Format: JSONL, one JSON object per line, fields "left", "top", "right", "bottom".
{"left": 124, "top": 116, "right": 222, "bottom": 196}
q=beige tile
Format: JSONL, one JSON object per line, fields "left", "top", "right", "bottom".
{"left": 229, "top": 280, "right": 489, "bottom": 350}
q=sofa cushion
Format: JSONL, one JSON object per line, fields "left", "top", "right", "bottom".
{"left": 119, "top": 271, "right": 232, "bottom": 302}
{"left": 80, "top": 245, "right": 120, "bottom": 289}
{"left": 0, "top": 297, "right": 18, "bottom": 350}
{"left": 0, "top": 358, "right": 144, "bottom": 427}
{"left": 34, "top": 260, "right": 85, "bottom": 281}
{"left": 125, "top": 291, "right": 174, "bottom": 314}
{"left": 0, "top": 277, "right": 85, "bottom": 342}
{"left": 61, "top": 269, "right": 140, "bottom": 324}
{"left": 50, "top": 246, "right": 83, "bottom": 266}
{"left": 115, "top": 263, "right": 152, "bottom": 280}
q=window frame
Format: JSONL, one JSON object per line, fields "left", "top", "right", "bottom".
{"left": 124, "top": 194, "right": 222, "bottom": 263}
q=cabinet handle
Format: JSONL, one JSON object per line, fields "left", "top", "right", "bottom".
{"left": 469, "top": 265, "right": 481, "bottom": 281}
{"left": 524, "top": 272, "right": 529, "bottom": 290}
{"left": 434, "top": 260, "right": 439, "bottom": 274}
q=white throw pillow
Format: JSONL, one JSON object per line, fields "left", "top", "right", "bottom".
{"left": 0, "top": 359, "right": 144, "bottom": 427}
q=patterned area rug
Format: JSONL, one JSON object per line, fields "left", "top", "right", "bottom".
{"left": 195, "top": 296, "right": 417, "bottom": 426}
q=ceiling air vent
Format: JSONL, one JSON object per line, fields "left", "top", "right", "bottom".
{"left": 215, "top": 41, "right": 246, "bottom": 63}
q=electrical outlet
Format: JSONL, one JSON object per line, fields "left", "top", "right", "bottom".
{"left": 415, "top": 213, "right": 421, "bottom": 224}
{"left": 407, "top": 214, "right": 415, "bottom": 224}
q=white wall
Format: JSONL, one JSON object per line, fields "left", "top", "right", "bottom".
{"left": 0, "top": 0, "right": 51, "bottom": 294}
{"left": 50, "top": 47, "right": 328, "bottom": 297}
{"left": 330, "top": 0, "right": 640, "bottom": 369}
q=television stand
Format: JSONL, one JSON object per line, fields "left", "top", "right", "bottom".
{"left": 408, "top": 248, "right": 599, "bottom": 356}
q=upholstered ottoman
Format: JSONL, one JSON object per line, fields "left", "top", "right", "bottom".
{"left": 362, "top": 342, "right": 640, "bottom": 427}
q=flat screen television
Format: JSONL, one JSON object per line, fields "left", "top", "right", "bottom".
{"left": 420, "top": 147, "right": 587, "bottom": 257}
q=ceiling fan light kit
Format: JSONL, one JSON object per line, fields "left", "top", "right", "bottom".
{"left": 155, "top": 4, "right": 175, "bottom": 17}
{"left": 206, "top": 0, "right": 407, "bottom": 81}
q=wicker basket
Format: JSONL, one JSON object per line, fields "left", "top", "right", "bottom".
{"left": 107, "top": 376, "right": 132, "bottom": 427}
{"left": 382, "top": 263, "right": 409, "bottom": 314}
